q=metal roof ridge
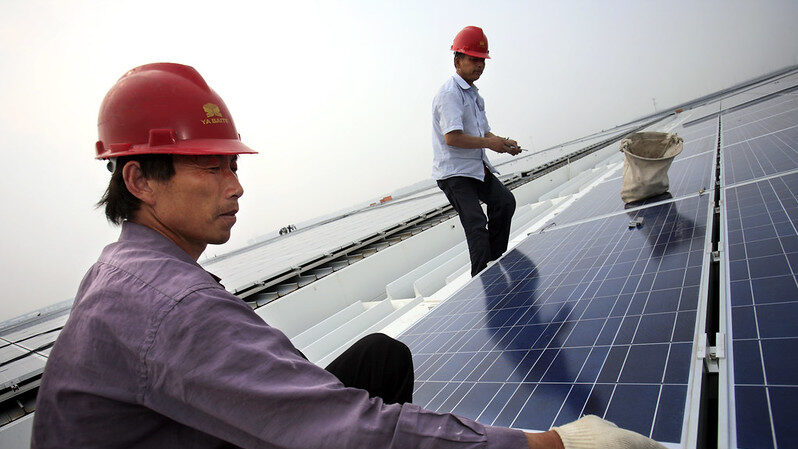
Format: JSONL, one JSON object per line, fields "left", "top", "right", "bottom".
{"left": 201, "top": 193, "right": 443, "bottom": 266}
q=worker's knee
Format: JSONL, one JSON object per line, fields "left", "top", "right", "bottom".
{"left": 493, "top": 190, "right": 515, "bottom": 218}
{"left": 458, "top": 207, "right": 489, "bottom": 235}
{"left": 358, "top": 333, "right": 411, "bottom": 359}
{"left": 504, "top": 191, "right": 516, "bottom": 213}
{"left": 358, "top": 332, "right": 393, "bottom": 347}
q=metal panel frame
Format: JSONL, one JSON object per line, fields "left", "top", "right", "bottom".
{"left": 682, "top": 185, "right": 716, "bottom": 449}
{"left": 718, "top": 183, "right": 736, "bottom": 448}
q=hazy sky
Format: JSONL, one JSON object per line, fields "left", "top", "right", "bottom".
{"left": 1, "top": 0, "right": 796, "bottom": 322}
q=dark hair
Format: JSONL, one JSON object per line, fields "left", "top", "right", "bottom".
{"left": 97, "top": 154, "right": 175, "bottom": 225}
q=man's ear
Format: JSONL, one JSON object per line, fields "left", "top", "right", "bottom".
{"left": 122, "top": 161, "right": 157, "bottom": 205}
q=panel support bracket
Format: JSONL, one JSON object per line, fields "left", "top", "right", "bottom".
{"left": 699, "top": 332, "right": 725, "bottom": 373}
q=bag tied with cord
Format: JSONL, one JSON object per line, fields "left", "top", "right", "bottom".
{"left": 619, "top": 132, "right": 683, "bottom": 204}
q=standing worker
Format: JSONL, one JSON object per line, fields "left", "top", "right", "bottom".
{"left": 433, "top": 26, "right": 523, "bottom": 277}
{"left": 32, "top": 62, "right": 665, "bottom": 449}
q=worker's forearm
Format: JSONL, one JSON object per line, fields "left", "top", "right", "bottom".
{"left": 445, "top": 130, "right": 520, "bottom": 155}
{"left": 525, "top": 430, "right": 565, "bottom": 449}
{"left": 444, "top": 131, "right": 491, "bottom": 149}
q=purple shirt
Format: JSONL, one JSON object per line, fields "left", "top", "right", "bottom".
{"left": 32, "top": 222, "right": 526, "bottom": 448}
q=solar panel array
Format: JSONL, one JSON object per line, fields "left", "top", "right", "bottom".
{"left": 549, "top": 150, "right": 714, "bottom": 227}
{"left": 721, "top": 90, "right": 798, "bottom": 448}
{"left": 723, "top": 174, "right": 797, "bottom": 449}
{"left": 542, "top": 117, "right": 717, "bottom": 228}
{"left": 0, "top": 313, "right": 66, "bottom": 394}
{"left": 722, "top": 95, "right": 798, "bottom": 186}
{"left": 401, "top": 195, "right": 711, "bottom": 444}
{"left": 400, "top": 81, "right": 798, "bottom": 447}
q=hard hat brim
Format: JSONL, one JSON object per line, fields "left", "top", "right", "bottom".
{"left": 460, "top": 51, "right": 490, "bottom": 59}
{"left": 96, "top": 138, "right": 258, "bottom": 159}
{"left": 455, "top": 49, "right": 490, "bottom": 59}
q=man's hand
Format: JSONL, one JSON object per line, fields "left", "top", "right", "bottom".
{"left": 504, "top": 137, "right": 522, "bottom": 156}
{"left": 485, "top": 135, "right": 522, "bottom": 155}
{"left": 550, "top": 415, "right": 667, "bottom": 449}
{"left": 444, "top": 131, "right": 522, "bottom": 156}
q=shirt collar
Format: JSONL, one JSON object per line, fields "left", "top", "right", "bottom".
{"left": 207, "top": 271, "right": 225, "bottom": 287}
{"left": 119, "top": 221, "right": 196, "bottom": 264}
{"left": 118, "top": 221, "right": 228, "bottom": 287}
{"left": 453, "top": 73, "right": 476, "bottom": 91}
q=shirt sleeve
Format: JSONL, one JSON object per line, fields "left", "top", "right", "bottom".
{"left": 476, "top": 94, "right": 491, "bottom": 135}
{"left": 141, "top": 288, "right": 527, "bottom": 449}
{"left": 436, "top": 89, "right": 466, "bottom": 135}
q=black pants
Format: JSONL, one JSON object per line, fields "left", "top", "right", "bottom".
{"left": 437, "top": 170, "right": 516, "bottom": 276}
{"left": 324, "top": 333, "right": 414, "bottom": 404}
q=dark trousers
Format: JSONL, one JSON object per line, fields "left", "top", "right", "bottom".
{"left": 324, "top": 333, "right": 414, "bottom": 404}
{"left": 437, "top": 170, "right": 516, "bottom": 276}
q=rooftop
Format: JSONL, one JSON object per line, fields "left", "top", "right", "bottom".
{"left": 2, "top": 65, "right": 797, "bottom": 447}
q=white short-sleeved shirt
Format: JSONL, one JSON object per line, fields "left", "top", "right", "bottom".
{"left": 431, "top": 74, "right": 498, "bottom": 181}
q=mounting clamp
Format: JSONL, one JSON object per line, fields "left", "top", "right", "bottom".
{"left": 698, "top": 333, "right": 725, "bottom": 373}
{"left": 628, "top": 217, "right": 645, "bottom": 229}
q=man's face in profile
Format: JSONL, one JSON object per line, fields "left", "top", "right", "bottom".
{"left": 148, "top": 154, "right": 243, "bottom": 249}
{"left": 456, "top": 55, "right": 486, "bottom": 84}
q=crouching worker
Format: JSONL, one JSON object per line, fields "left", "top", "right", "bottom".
{"left": 33, "top": 63, "right": 665, "bottom": 449}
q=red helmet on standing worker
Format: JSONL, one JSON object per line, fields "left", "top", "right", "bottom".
{"left": 95, "top": 63, "right": 257, "bottom": 159}
{"left": 450, "top": 26, "right": 490, "bottom": 59}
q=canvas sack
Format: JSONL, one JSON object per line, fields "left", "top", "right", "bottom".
{"left": 620, "top": 132, "right": 684, "bottom": 203}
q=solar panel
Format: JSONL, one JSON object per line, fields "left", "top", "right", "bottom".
{"left": 0, "top": 314, "right": 68, "bottom": 343}
{"left": 13, "top": 331, "right": 60, "bottom": 352}
{"left": 722, "top": 95, "right": 798, "bottom": 186}
{"left": 202, "top": 192, "right": 452, "bottom": 293}
{"left": 680, "top": 134, "right": 717, "bottom": 158}
{"left": 399, "top": 194, "right": 711, "bottom": 445}
{"left": 723, "top": 95, "right": 798, "bottom": 145}
{"left": 721, "top": 171, "right": 798, "bottom": 449}
{"left": 0, "top": 353, "right": 46, "bottom": 391}
{"left": 677, "top": 121, "right": 719, "bottom": 158}
{"left": 682, "top": 80, "right": 798, "bottom": 129}
{"left": 0, "top": 342, "right": 27, "bottom": 365}
{"left": 549, "top": 150, "right": 714, "bottom": 227}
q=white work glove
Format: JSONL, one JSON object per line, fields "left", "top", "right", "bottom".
{"left": 551, "top": 415, "right": 667, "bottom": 449}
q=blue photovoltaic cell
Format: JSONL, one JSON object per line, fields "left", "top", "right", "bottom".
{"left": 550, "top": 150, "right": 714, "bottom": 226}
{"left": 724, "top": 172, "right": 798, "bottom": 449}
{"left": 723, "top": 95, "right": 798, "bottom": 147}
{"left": 677, "top": 119, "right": 719, "bottom": 158}
{"left": 722, "top": 95, "right": 798, "bottom": 186}
{"left": 399, "top": 195, "right": 710, "bottom": 444}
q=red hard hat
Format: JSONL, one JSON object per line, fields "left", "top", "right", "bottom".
{"left": 451, "top": 26, "right": 490, "bottom": 59}
{"left": 95, "top": 63, "right": 257, "bottom": 159}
